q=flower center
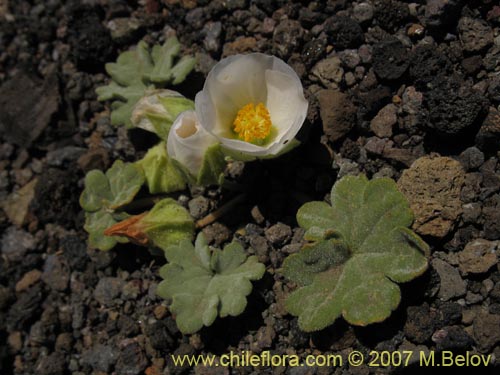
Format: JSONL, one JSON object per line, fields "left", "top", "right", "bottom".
{"left": 233, "top": 103, "right": 272, "bottom": 143}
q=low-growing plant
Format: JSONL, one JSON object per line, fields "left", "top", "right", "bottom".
{"left": 157, "top": 233, "right": 265, "bottom": 334}
{"left": 282, "top": 174, "right": 429, "bottom": 332}
{"left": 81, "top": 38, "right": 433, "bottom": 337}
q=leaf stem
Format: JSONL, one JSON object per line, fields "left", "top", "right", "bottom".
{"left": 196, "top": 193, "right": 247, "bottom": 229}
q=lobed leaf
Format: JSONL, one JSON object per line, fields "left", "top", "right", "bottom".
{"left": 157, "top": 233, "right": 265, "bottom": 334}
{"left": 283, "top": 175, "right": 429, "bottom": 331}
{"left": 96, "top": 37, "right": 196, "bottom": 128}
{"left": 84, "top": 210, "right": 129, "bottom": 251}
{"left": 80, "top": 161, "right": 145, "bottom": 251}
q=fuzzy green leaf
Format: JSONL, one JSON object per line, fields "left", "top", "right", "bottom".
{"left": 283, "top": 175, "right": 429, "bottom": 332}
{"left": 106, "top": 41, "right": 153, "bottom": 86}
{"left": 137, "top": 142, "right": 187, "bottom": 194}
{"left": 157, "top": 233, "right": 265, "bottom": 334}
{"left": 96, "top": 37, "right": 196, "bottom": 128}
{"left": 140, "top": 198, "right": 194, "bottom": 251}
{"left": 84, "top": 210, "right": 129, "bottom": 251}
{"left": 80, "top": 160, "right": 144, "bottom": 212}
{"left": 80, "top": 161, "right": 144, "bottom": 251}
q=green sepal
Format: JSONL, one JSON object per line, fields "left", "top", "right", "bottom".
{"left": 157, "top": 233, "right": 265, "bottom": 334}
{"left": 171, "top": 143, "right": 226, "bottom": 187}
{"left": 136, "top": 142, "right": 187, "bottom": 194}
{"left": 197, "top": 143, "right": 226, "bottom": 186}
{"left": 140, "top": 198, "right": 194, "bottom": 251}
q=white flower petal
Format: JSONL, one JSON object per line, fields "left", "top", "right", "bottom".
{"left": 264, "top": 69, "right": 308, "bottom": 153}
{"left": 195, "top": 53, "right": 308, "bottom": 158}
{"left": 167, "top": 110, "right": 218, "bottom": 175}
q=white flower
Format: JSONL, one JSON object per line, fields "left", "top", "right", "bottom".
{"left": 166, "top": 110, "right": 218, "bottom": 175}
{"left": 194, "top": 53, "right": 308, "bottom": 158}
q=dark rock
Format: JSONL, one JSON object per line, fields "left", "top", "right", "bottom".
{"left": 1, "top": 227, "right": 36, "bottom": 262}
{"left": 482, "top": 198, "right": 500, "bottom": 240}
{"left": 458, "top": 239, "right": 498, "bottom": 275}
{"left": 461, "top": 55, "right": 482, "bottom": 75}
{"left": 404, "top": 303, "right": 437, "bottom": 343}
{"left": 317, "top": 89, "right": 356, "bottom": 142}
{"left": 35, "top": 351, "right": 66, "bottom": 375}
{"left": 476, "top": 107, "right": 500, "bottom": 153}
{"left": 473, "top": 312, "right": 500, "bottom": 352}
{"left": 0, "top": 70, "right": 59, "bottom": 147}
{"left": 488, "top": 75, "right": 500, "bottom": 102}
{"left": 42, "top": 255, "right": 70, "bottom": 292}
{"left": 409, "top": 45, "right": 452, "bottom": 90}
{"left": 458, "top": 147, "right": 485, "bottom": 171}
{"left": 352, "top": 2, "right": 374, "bottom": 24}
{"left": 424, "top": 76, "right": 487, "bottom": 136}
{"left": 249, "top": 235, "right": 269, "bottom": 263}
{"left": 60, "top": 235, "right": 89, "bottom": 271}
{"left": 201, "top": 222, "right": 231, "bottom": 246}
{"left": 30, "top": 168, "right": 81, "bottom": 228}
{"left": 265, "top": 223, "right": 292, "bottom": 246}
{"left": 118, "top": 315, "right": 140, "bottom": 337}
{"left": 373, "top": 0, "right": 410, "bottom": 31}
{"left": 372, "top": 38, "right": 409, "bottom": 81}
{"left": 461, "top": 172, "right": 482, "bottom": 203}
{"left": 458, "top": 17, "right": 494, "bottom": 53}
{"left": 432, "top": 326, "right": 474, "bottom": 351}
{"left": 0, "top": 285, "right": 11, "bottom": 310}
{"left": 462, "top": 203, "right": 481, "bottom": 224}
{"left": 370, "top": 103, "right": 397, "bottom": 138}
{"left": 46, "top": 146, "right": 86, "bottom": 167}
{"left": 185, "top": 7, "right": 206, "bottom": 29}
{"left": 115, "top": 342, "right": 148, "bottom": 375}
{"left": 356, "top": 85, "right": 393, "bottom": 122}
{"left": 81, "top": 344, "right": 118, "bottom": 372}
{"left": 55, "top": 332, "right": 73, "bottom": 352}
{"left": 107, "top": 17, "right": 144, "bottom": 44}
{"left": 146, "top": 319, "right": 178, "bottom": 350}
{"left": 7, "top": 284, "right": 43, "bottom": 330}
{"left": 202, "top": 21, "right": 222, "bottom": 53}
{"left": 323, "top": 16, "right": 364, "bottom": 50}
{"left": 483, "top": 46, "right": 500, "bottom": 72}
{"left": 424, "top": 0, "right": 463, "bottom": 28}
{"left": 340, "top": 138, "right": 361, "bottom": 160}
{"left": 272, "top": 19, "right": 304, "bottom": 59}
{"left": 67, "top": 4, "right": 115, "bottom": 71}
{"left": 301, "top": 38, "right": 326, "bottom": 68}
{"left": 188, "top": 196, "right": 210, "bottom": 219}
{"left": 436, "top": 301, "right": 462, "bottom": 326}
{"left": 311, "top": 56, "right": 344, "bottom": 88}
{"left": 431, "top": 258, "right": 466, "bottom": 301}
{"left": 491, "top": 282, "right": 500, "bottom": 302}
{"left": 94, "top": 277, "right": 125, "bottom": 306}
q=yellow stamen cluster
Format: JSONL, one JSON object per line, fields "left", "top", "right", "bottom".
{"left": 233, "top": 102, "right": 272, "bottom": 143}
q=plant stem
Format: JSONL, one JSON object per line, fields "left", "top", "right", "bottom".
{"left": 196, "top": 193, "right": 247, "bottom": 229}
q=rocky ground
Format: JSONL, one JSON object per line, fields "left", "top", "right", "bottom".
{"left": 1, "top": 0, "right": 500, "bottom": 374}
